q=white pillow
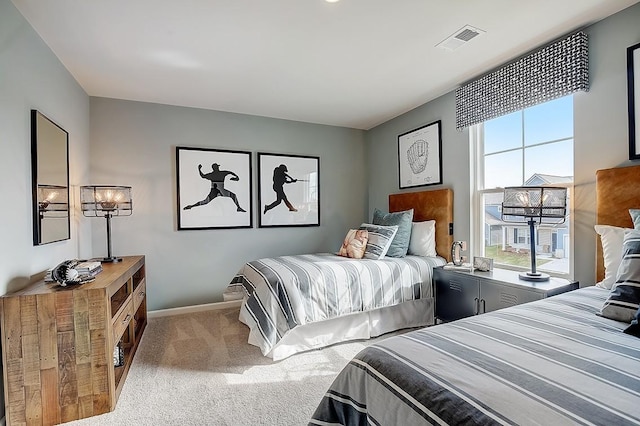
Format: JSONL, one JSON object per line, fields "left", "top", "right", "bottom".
{"left": 408, "top": 220, "right": 437, "bottom": 257}
{"left": 358, "top": 223, "right": 398, "bottom": 260}
{"left": 594, "top": 224, "right": 629, "bottom": 289}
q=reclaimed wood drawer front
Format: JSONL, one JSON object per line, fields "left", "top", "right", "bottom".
{"left": 133, "top": 279, "right": 146, "bottom": 312}
{"left": 112, "top": 298, "right": 133, "bottom": 344}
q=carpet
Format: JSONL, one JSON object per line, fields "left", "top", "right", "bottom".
{"left": 66, "top": 307, "right": 405, "bottom": 426}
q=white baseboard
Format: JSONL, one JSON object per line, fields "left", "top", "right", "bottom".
{"left": 148, "top": 300, "right": 241, "bottom": 319}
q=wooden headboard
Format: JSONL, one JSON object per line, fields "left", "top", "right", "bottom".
{"left": 389, "top": 188, "right": 454, "bottom": 261}
{"left": 595, "top": 164, "right": 640, "bottom": 281}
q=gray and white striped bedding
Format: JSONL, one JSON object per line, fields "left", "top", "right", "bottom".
{"left": 310, "top": 286, "right": 640, "bottom": 426}
{"left": 227, "top": 253, "right": 445, "bottom": 356}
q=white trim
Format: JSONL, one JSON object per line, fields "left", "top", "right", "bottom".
{"left": 148, "top": 300, "right": 242, "bottom": 319}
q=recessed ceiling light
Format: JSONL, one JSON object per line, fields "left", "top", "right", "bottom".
{"left": 326, "top": 0, "right": 340, "bottom": 3}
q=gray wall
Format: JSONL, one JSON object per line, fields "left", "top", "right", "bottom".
{"left": 0, "top": 0, "right": 91, "bottom": 299}
{"left": 366, "top": 92, "right": 470, "bottom": 245}
{"left": 574, "top": 2, "right": 640, "bottom": 286}
{"left": 366, "top": 2, "right": 640, "bottom": 287}
{"left": 0, "top": 0, "right": 91, "bottom": 420}
{"left": 89, "top": 97, "right": 367, "bottom": 310}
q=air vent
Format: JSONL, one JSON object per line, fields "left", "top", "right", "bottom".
{"left": 436, "top": 25, "right": 485, "bottom": 51}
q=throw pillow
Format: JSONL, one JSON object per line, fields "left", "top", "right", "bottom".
{"left": 624, "top": 306, "right": 640, "bottom": 337}
{"left": 358, "top": 223, "right": 398, "bottom": 260}
{"left": 594, "top": 225, "right": 628, "bottom": 290}
{"left": 599, "top": 229, "right": 640, "bottom": 323}
{"left": 408, "top": 220, "right": 437, "bottom": 257}
{"left": 372, "top": 208, "right": 413, "bottom": 257}
{"left": 630, "top": 209, "right": 640, "bottom": 230}
{"left": 338, "top": 229, "right": 369, "bottom": 259}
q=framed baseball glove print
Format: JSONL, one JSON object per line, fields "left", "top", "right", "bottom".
{"left": 397, "top": 120, "right": 442, "bottom": 189}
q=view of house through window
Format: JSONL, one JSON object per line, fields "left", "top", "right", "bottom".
{"left": 475, "top": 95, "right": 573, "bottom": 275}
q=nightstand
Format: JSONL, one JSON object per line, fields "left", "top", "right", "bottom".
{"left": 434, "top": 267, "right": 578, "bottom": 322}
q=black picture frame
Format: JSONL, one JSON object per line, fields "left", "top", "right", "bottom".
{"left": 397, "top": 120, "right": 443, "bottom": 189}
{"left": 628, "top": 42, "right": 640, "bottom": 160}
{"left": 176, "top": 146, "right": 253, "bottom": 230}
{"left": 258, "top": 153, "right": 320, "bottom": 228}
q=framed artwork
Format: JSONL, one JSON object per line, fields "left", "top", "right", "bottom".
{"left": 258, "top": 153, "right": 320, "bottom": 227}
{"left": 176, "top": 146, "right": 252, "bottom": 230}
{"left": 628, "top": 42, "right": 640, "bottom": 160}
{"left": 397, "top": 120, "right": 443, "bottom": 189}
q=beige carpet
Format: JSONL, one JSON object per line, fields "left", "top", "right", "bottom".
{"left": 66, "top": 307, "right": 405, "bottom": 426}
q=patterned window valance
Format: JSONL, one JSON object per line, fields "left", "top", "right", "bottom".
{"left": 455, "top": 31, "right": 589, "bottom": 130}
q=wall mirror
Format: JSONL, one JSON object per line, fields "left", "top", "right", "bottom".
{"left": 31, "top": 109, "right": 70, "bottom": 245}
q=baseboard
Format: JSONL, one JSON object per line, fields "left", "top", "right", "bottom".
{"left": 148, "top": 300, "right": 242, "bottom": 319}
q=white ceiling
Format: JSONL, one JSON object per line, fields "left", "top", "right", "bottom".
{"left": 12, "top": 0, "right": 640, "bottom": 130}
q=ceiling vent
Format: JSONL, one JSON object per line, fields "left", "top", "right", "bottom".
{"left": 436, "top": 25, "right": 485, "bottom": 51}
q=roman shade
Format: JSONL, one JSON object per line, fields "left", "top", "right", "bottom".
{"left": 455, "top": 31, "right": 589, "bottom": 130}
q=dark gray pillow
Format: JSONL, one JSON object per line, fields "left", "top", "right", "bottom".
{"left": 624, "top": 307, "right": 640, "bottom": 337}
{"left": 372, "top": 208, "right": 413, "bottom": 257}
{"left": 599, "top": 229, "right": 640, "bottom": 323}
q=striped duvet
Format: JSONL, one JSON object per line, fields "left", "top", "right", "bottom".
{"left": 227, "top": 253, "right": 445, "bottom": 356}
{"left": 310, "top": 286, "right": 640, "bottom": 426}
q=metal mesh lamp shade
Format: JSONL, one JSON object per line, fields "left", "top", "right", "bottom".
{"left": 80, "top": 185, "right": 132, "bottom": 262}
{"left": 38, "top": 184, "right": 69, "bottom": 214}
{"left": 501, "top": 186, "right": 567, "bottom": 281}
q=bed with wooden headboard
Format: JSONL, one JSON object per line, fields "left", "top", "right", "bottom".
{"left": 596, "top": 163, "right": 640, "bottom": 281}
{"left": 226, "top": 188, "right": 454, "bottom": 360}
{"left": 311, "top": 170, "right": 640, "bottom": 426}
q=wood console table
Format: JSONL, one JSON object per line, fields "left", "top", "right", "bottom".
{"left": 0, "top": 255, "right": 147, "bottom": 425}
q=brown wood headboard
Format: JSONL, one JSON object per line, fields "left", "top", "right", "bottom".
{"left": 595, "top": 164, "right": 640, "bottom": 281}
{"left": 389, "top": 188, "right": 454, "bottom": 261}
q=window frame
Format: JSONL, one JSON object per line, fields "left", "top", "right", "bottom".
{"left": 470, "top": 105, "right": 574, "bottom": 279}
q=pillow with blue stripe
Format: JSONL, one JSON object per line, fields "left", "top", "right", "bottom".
{"left": 372, "top": 208, "right": 413, "bottom": 257}
{"left": 599, "top": 229, "right": 640, "bottom": 323}
{"left": 358, "top": 223, "right": 398, "bottom": 260}
{"left": 630, "top": 209, "right": 640, "bottom": 230}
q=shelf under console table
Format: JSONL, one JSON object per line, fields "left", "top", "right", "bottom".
{"left": 0, "top": 255, "right": 147, "bottom": 425}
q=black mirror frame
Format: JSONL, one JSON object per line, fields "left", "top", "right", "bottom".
{"left": 31, "top": 109, "right": 71, "bottom": 245}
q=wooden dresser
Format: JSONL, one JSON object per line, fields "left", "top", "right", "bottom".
{"left": 0, "top": 255, "right": 147, "bottom": 425}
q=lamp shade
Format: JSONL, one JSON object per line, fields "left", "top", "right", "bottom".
{"left": 80, "top": 185, "right": 132, "bottom": 217}
{"left": 502, "top": 186, "right": 567, "bottom": 224}
{"left": 37, "top": 184, "right": 69, "bottom": 214}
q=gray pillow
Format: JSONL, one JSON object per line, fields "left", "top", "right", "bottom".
{"left": 372, "top": 208, "right": 413, "bottom": 257}
{"left": 599, "top": 229, "right": 640, "bottom": 323}
{"left": 630, "top": 209, "right": 640, "bottom": 230}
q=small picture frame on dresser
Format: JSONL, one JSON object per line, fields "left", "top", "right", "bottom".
{"left": 473, "top": 256, "right": 493, "bottom": 272}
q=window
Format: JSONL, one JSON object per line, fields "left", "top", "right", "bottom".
{"left": 471, "top": 96, "right": 573, "bottom": 276}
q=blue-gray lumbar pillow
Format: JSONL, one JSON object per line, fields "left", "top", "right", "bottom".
{"left": 372, "top": 208, "right": 413, "bottom": 257}
{"left": 630, "top": 209, "right": 640, "bottom": 230}
{"left": 599, "top": 229, "right": 640, "bottom": 323}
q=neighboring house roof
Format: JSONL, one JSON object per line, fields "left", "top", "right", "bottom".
{"left": 524, "top": 174, "right": 573, "bottom": 186}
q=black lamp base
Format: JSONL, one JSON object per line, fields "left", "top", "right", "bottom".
{"left": 102, "top": 257, "right": 122, "bottom": 263}
{"left": 519, "top": 271, "right": 550, "bottom": 281}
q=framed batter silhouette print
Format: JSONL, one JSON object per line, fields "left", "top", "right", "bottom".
{"left": 177, "top": 146, "right": 253, "bottom": 230}
{"left": 397, "top": 120, "right": 442, "bottom": 189}
{"left": 258, "top": 153, "right": 320, "bottom": 228}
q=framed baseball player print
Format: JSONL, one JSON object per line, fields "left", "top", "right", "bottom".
{"left": 397, "top": 120, "right": 442, "bottom": 189}
{"left": 176, "top": 146, "right": 253, "bottom": 230}
{"left": 258, "top": 152, "right": 320, "bottom": 228}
